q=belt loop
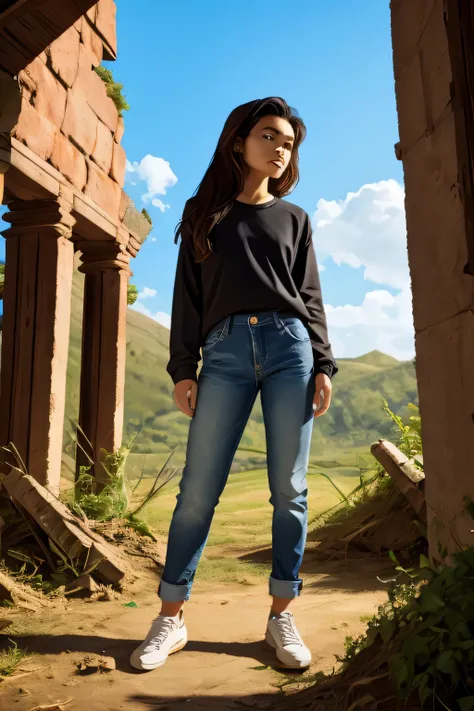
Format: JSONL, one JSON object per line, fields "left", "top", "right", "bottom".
{"left": 273, "top": 311, "right": 280, "bottom": 328}
{"left": 224, "top": 314, "right": 231, "bottom": 335}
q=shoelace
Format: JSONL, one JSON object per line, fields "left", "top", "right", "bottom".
{"left": 148, "top": 617, "right": 176, "bottom": 649}
{"left": 274, "top": 615, "right": 301, "bottom": 646}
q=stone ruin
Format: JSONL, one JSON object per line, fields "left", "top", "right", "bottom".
{"left": 0, "top": 0, "right": 473, "bottom": 568}
{"left": 0, "top": 0, "right": 151, "bottom": 500}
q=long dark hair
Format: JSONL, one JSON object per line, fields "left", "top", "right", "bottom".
{"left": 173, "top": 96, "right": 307, "bottom": 263}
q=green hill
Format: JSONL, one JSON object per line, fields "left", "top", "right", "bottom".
{"left": 63, "top": 272, "right": 418, "bottom": 472}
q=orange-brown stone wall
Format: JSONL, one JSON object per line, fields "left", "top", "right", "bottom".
{"left": 11, "top": 0, "right": 125, "bottom": 217}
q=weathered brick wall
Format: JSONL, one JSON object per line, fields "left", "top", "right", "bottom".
{"left": 11, "top": 0, "right": 126, "bottom": 218}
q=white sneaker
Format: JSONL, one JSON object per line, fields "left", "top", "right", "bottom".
{"left": 130, "top": 609, "right": 188, "bottom": 671}
{"left": 265, "top": 611, "right": 311, "bottom": 668}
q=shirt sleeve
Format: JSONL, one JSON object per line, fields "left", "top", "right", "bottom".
{"left": 166, "top": 214, "right": 203, "bottom": 385}
{"left": 292, "top": 211, "right": 338, "bottom": 379}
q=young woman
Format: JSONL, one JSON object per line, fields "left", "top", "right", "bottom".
{"left": 130, "top": 97, "right": 338, "bottom": 672}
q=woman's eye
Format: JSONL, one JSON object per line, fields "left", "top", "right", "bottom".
{"left": 263, "top": 134, "right": 273, "bottom": 140}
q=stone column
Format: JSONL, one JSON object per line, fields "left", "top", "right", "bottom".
{"left": 0, "top": 198, "right": 75, "bottom": 495}
{"left": 76, "top": 241, "right": 131, "bottom": 491}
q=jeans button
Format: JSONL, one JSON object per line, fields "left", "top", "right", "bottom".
{"left": 249, "top": 316, "right": 258, "bottom": 325}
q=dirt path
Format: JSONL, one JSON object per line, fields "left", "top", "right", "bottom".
{"left": 0, "top": 547, "right": 391, "bottom": 711}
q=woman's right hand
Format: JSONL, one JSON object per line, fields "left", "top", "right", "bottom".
{"left": 174, "top": 379, "right": 198, "bottom": 418}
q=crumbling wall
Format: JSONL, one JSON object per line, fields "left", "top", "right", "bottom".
{"left": 11, "top": 0, "right": 126, "bottom": 217}
{"left": 391, "top": 0, "right": 474, "bottom": 560}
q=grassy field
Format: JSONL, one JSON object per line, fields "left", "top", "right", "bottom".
{"left": 126, "top": 461, "right": 370, "bottom": 584}
{"left": 63, "top": 271, "right": 418, "bottom": 464}
{"left": 59, "top": 269, "right": 414, "bottom": 585}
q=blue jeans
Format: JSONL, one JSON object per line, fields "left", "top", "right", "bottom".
{"left": 158, "top": 310, "right": 315, "bottom": 602}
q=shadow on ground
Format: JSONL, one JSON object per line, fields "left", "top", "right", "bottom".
{"left": 238, "top": 546, "right": 394, "bottom": 593}
{"left": 0, "top": 633, "right": 310, "bottom": 676}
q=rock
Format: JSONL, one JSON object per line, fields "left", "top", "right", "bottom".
{"left": 91, "top": 119, "right": 114, "bottom": 173}
{"left": 50, "top": 131, "right": 87, "bottom": 191}
{"left": 111, "top": 141, "right": 126, "bottom": 186}
{"left": 76, "top": 655, "right": 116, "bottom": 674}
{"left": 62, "top": 88, "right": 98, "bottom": 156}
{"left": 64, "top": 574, "right": 98, "bottom": 597}
{"left": 0, "top": 617, "right": 14, "bottom": 631}
{"left": 48, "top": 25, "right": 81, "bottom": 87}
{"left": 12, "top": 98, "right": 57, "bottom": 161}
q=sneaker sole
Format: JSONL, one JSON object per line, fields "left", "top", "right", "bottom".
{"left": 264, "top": 629, "right": 311, "bottom": 669}
{"left": 130, "top": 629, "right": 188, "bottom": 671}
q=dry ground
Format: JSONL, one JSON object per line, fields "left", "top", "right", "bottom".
{"left": 0, "top": 539, "right": 391, "bottom": 711}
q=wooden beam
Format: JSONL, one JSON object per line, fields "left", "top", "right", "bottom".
{"left": 0, "top": 0, "right": 47, "bottom": 31}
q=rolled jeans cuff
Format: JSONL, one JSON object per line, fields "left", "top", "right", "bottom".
{"left": 158, "top": 578, "right": 192, "bottom": 602}
{"left": 269, "top": 575, "right": 303, "bottom": 599}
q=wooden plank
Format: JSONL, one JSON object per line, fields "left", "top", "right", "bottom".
{"left": 0, "top": 0, "right": 42, "bottom": 31}
{"left": 3, "top": 467, "right": 126, "bottom": 584}
{"left": 370, "top": 439, "right": 426, "bottom": 522}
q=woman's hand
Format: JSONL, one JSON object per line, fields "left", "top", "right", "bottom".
{"left": 313, "top": 372, "right": 332, "bottom": 418}
{"left": 174, "top": 379, "right": 198, "bottom": 418}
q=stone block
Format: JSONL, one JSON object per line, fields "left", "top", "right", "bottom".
{"left": 48, "top": 25, "right": 81, "bottom": 88}
{"left": 81, "top": 17, "right": 103, "bottom": 67}
{"left": 12, "top": 98, "right": 57, "bottom": 161}
{"left": 115, "top": 115, "right": 124, "bottom": 143}
{"left": 86, "top": 4, "right": 97, "bottom": 22}
{"left": 111, "top": 141, "right": 126, "bottom": 186}
{"left": 119, "top": 189, "right": 132, "bottom": 221}
{"left": 50, "top": 132, "right": 87, "bottom": 191}
{"left": 85, "top": 158, "right": 121, "bottom": 216}
{"left": 417, "top": 0, "right": 452, "bottom": 127}
{"left": 95, "top": 0, "right": 117, "bottom": 60}
{"left": 91, "top": 119, "right": 114, "bottom": 173}
{"left": 62, "top": 88, "right": 98, "bottom": 156}
{"left": 402, "top": 111, "right": 474, "bottom": 332}
{"left": 76, "top": 45, "right": 118, "bottom": 132}
{"left": 394, "top": 52, "right": 427, "bottom": 153}
{"left": 416, "top": 308, "right": 474, "bottom": 557}
{"left": 391, "top": 0, "right": 437, "bottom": 78}
{"left": 24, "top": 57, "right": 68, "bottom": 128}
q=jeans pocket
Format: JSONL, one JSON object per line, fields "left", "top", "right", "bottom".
{"left": 278, "top": 316, "right": 310, "bottom": 342}
{"left": 203, "top": 322, "right": 226, "bottom": 350}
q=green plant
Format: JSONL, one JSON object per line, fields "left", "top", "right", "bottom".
{"left": 141, "top": 208, "right": 152, "bottom": 225}
{"left": 337, "top": 547, "right": 474, "bottom": 708}
{"left": 0, "top": 640, "right": 31, "bottom": 677}
{"left": 382, "top": 399, "right": 422, "bottom": 464}
{"left": 127, "top": 282, "right": 139, "bottom": 306}
{"left": 94, "top": 65, "right": 130, "bottom": 116}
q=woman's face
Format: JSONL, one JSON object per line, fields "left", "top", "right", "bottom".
{"left": 237, "top": 114, "right": 295, "bottom": 177}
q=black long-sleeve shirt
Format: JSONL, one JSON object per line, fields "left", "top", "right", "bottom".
{"left": 166, "top": 195, "right": 338, "bottom": 385}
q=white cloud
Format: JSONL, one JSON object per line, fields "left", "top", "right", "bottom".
{"left": 130, "top": 301, "right": 171, "bottom": 329}
{"left": 314, "top": 179, "right": 408, "bottom": 290}
{"left": 312, "top": 179, "right": 415, "bottom": 361}
{"left": 152, "top": 198, "right": 171, "bottom": 213}
{"left": 137, "top": 287, "right": 157, "bottom": 300}
{"left": 150, "top": 236, "right": 157, "bottom": 242}
{"left": 126, "top": 154, "right": 178, "bottom": 204}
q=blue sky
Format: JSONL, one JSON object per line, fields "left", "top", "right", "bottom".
{"left": 1, "top": 0, "right": 414, "bottom": 359}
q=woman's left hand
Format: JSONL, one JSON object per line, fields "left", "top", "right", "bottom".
{"left": 313, "top": 372, "right": 332, "bottom": 418}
